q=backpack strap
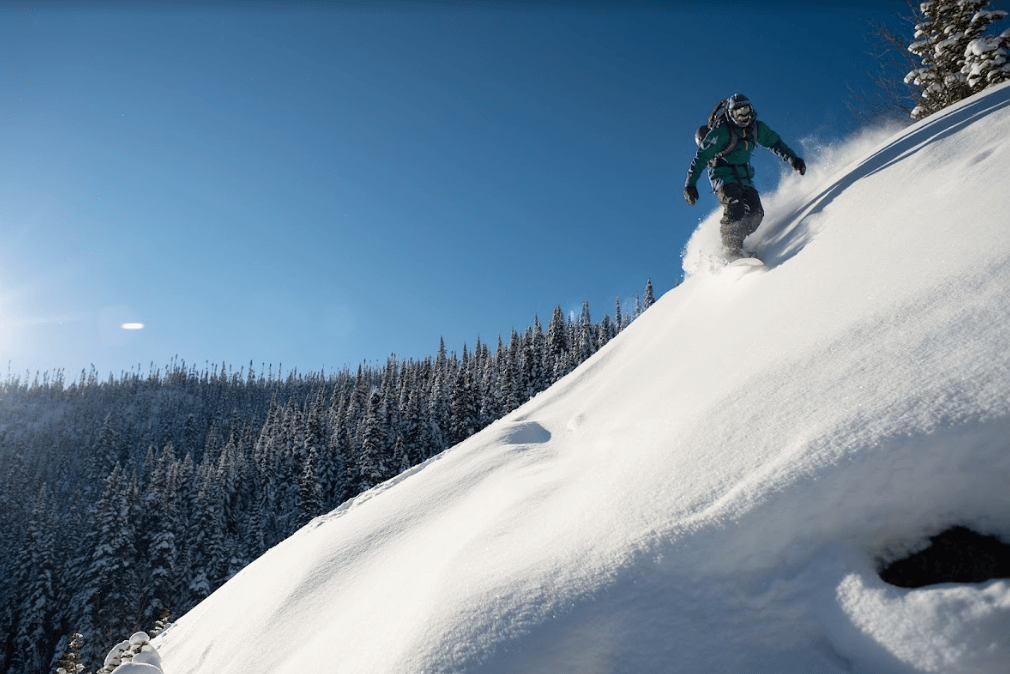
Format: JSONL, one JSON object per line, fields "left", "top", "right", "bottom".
{"left": 707, "top": 99, "right": 728, "bottom": 129}
{"left": 708, "top": 118, "right": 759, "bottom": 168}
{"left": 706, "top": 121, "right": 738, "bottom": 168}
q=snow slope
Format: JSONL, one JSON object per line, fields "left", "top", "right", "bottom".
{"left": 157, "top": 82, "right": 1010, "bottom": 674}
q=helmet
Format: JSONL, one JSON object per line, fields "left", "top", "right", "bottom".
{"left": 726, "top": 94, "right": 755, "bottom": 127}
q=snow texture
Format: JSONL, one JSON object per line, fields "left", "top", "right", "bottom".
{"left": 157, "top": 81, "right": 1010, "bottom": 674}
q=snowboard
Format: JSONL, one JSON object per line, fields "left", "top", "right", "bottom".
{"left": 727, "top": 257, "right": 764, "bottom": 269}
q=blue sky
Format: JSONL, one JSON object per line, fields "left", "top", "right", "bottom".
{"left": 0, "top": 1, "right": 904, "bottom": 380}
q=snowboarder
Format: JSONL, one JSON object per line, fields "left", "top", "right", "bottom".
{"left": 684, "top": 94, "right": 806, "bottom": 260}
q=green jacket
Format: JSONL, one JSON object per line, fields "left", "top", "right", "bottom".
{"left": 686, "top": 120, "right": 799, "bottom": 190}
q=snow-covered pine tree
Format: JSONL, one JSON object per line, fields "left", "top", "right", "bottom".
{"left": 576, "top": 301, "right": 595, "bottom": 364}
{"left": 598, "top": 313, "right": 614, "bottom": 349}
{"left": 81, "top": 464, "right": 139, "bottom": 664}
{"left": 391, "top": 435, "right": 409, "bottom": 475}
{"left": 87, "top": 416, "right": 121, "bottom": 501}
{"left": 906, "top": 0, "right": 1009, "bottom": 118}
{"left": 169, "top": 451, "right": 197, "bottom": 610}
{"left": 303, "top": 388, "right": 327, "bottom": 484}
{"left": 474, "top": 349, "right": 496, "bottom": 430}
{"left": 324, "top": 387, "right": 353, "bottom": 507}
{"left": 427, "top": 355, "right": 449, "bottom": 452}
{"left": 412, "top": 374, "right": 437, "bottom": 463}
{"left": 54, "top": 631, "right": 85, "bottom": 674}
{"left": 507, "top": 329, "right": 526, "bottom": 411}
{"left": 275, "top": 398, "right": 307, "bottom": 530}
{"left": 528, "top": 316, "right": 547, "bottom": 397}
{"left": 620, "top": 297, "right": 633, "bottom": 330}
{"left": 319, "top": 423, "right": 349, "bottom": 511}
{"left": 398, "top": 384, "right": 422, "bottom": 469}
{"left": 295, "top": 446, "right": 324, "bottom": 527}
{"left": 13, "top": 485, "right": 59, "bottom": 674}
{"left": 181, "top": 414, "right": 201, "bottom": 463}
{"left": 547, "top": 306, "right": 570, "bottom": 384}
{"left": 489, "top": 336, "right": 507, "bottom": 417}
{"left": 139, "top": 445, "right": 178, "bottom": 626}
{"left": 186, "top": 467, "right": 227, "bottom": 603}
{"left": 344, "top": 366, "right": 369, "bottom": 456}
{"left": 448, "top": 362, "right": 479, "bottom": 446}
{"left": 963, "top": 13, "right": 1010, "bottom": 88}
{"left": 358, "top": 390, "right": 390, "bottom": 491}
{"left": 643, "top": 277, "right": 656, "bottom": 311}
{"left": 380, "top": 358, "right": 401, "bottom": 449}
{"left": 215, "top": 435, "right": 248, "bottom": 548}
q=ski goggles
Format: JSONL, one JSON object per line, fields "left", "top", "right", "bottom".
{"left": 729, "top": 105, "right": 754, "bottom": 124}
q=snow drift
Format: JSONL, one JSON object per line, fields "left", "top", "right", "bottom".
{"left": 157, "top": 82, "right": 1010, "bottom": 674}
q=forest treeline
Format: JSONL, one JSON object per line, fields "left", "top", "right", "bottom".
{"left": 0, "top": 284, "right": 655, "bottom": 673}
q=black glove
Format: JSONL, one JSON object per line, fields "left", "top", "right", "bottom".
{"left": 684, "top": 184, "right": 699, "bottom": 205}
{"left": 791, "top": 156, "right": 806, "bottom": 175}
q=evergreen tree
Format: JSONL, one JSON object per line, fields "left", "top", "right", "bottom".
{"left": 186, "top": 468, "right": 227, "bottom": 603}
{"left": 399, "top": 376, "right": 423, "bottom": 467}
{"left": 428, "top": 358, "right": 449, "bottom": 451}
{"left": 391, "top": 435, "right": 409, "bottom": 475}
{"left": 599, "top": 313, "right": 615, "bottom": 350}
{"left": 546, "top": 306, "right": 570, "bottom": 384}
{"left": 963, "top": 14, "right": 1010, "bottom": 88}
{"left": 295, "top": 446, "right": 324, "bottom": 528}
{"left": 323, "top": 417, "right": 351, "bottom": 507}
{"left": 170, "top": 452, "right": 197, "bottom": 609}
{"left": 1, "top": 517, "right": 28, "bottom": 673}
{"left": 528, "top": 316, "right": 547, "bottom": 397}
{"left": 411, "top": 373, "right": 437, "bottom": 463}
{"left": 643, "top": 277, "right": 655, "bottom": 311}
{"left": 358, "top": 390, "right": 390, "bottom": 491}
{"left": 906, "top": 0, "right": 1009, "bottom": 118}
{"left": 506, "top": 330, "right": 525, "bottom": 411}
{"left": 87, "top": 416, "right": 121, "bottom": 500}
{"left": 304, "top": 389, "right": 328, "bottom": 491}
{"left": 54, "top": 631, "right": 85, "bottom": 674}
{"left": 449, "top": 364, "right": 479, "bottom": 445}
{"left": 576, "top": 301, "right": 595, "bottom": 363}
{"left": 345, "top": 366, "right": 370, "bottom": 462}
{"left": 13, "top": 485, "right": 59, "bottom": 674}
{"left": 140, "top": 445, "right": 178, "bottom": 625}
{"left": 82, "top": 464, "right": 138, "bottom": 660}
{"left": 620, "top": 297, "right": 633, "bottom": 330}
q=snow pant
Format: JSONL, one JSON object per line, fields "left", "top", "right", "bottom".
{"left": 716, "top": 182, "right": 764, "bottom": 257}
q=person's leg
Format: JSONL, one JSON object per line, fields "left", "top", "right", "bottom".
{"left": 716, "top": 183, "right": 750, "bottom": 257}
{"left": 737, "top": 185, "right": 765, "bottom": 251}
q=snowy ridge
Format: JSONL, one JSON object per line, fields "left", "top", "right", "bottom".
{"left": 158, "top": 81, "right": 1010, "bottom": 674}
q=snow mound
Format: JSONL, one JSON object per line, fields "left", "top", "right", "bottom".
{"left": 158, "top": 81, "right": 1010, "bottom": 674}
{"left": 105, "top": 632, "right": 163, "bottom": 674}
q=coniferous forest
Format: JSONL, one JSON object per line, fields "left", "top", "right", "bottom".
{"left": 0, "top": 284, "right": 656, "bottom": 674}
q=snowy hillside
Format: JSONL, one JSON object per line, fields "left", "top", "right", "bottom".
{"left": 157, "top": 82, "right": 1010, "bottom": 674}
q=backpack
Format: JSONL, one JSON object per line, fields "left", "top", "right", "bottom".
{"left": 694, "top": 99, "right": 758, "bottom": 166}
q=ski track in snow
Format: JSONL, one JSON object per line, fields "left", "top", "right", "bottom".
{"left": 157, "top": 81, "right": 1010, "bottom": 674}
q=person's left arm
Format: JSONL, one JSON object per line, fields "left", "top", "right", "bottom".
{"left": 757, "top": 121, "right": 805, "bottom": 174}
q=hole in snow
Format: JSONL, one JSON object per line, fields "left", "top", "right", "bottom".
{"left": 878, "top": 526, "right": 1010, "bottom": 588}
{"left": 499, "top": 421, "right": 551, "bottom": 445}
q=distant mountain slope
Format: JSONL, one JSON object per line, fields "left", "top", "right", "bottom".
{"left": 158, "top": 81, "right": 1010, "bottom": 674}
